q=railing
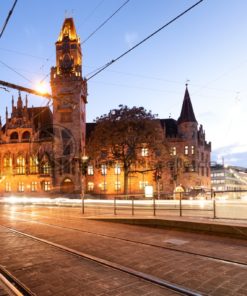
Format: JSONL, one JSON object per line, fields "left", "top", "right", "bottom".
{"left": 81, "top": 190, "right": 247, "bottom": 220}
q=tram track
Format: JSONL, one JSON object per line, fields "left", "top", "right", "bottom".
{"left": 0, "top": 224, "right": 201, "bottom": 296}
{"left": 0, "top": 265, "right": 35, "bottom": 296}
{"left": 1, "top": 210, "right": 247, "bottom": 269}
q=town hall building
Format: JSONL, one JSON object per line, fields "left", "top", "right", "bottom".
{"left": 0, "top": 18, "right": 211, "bottom": 197}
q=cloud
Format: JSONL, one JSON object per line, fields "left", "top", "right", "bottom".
{"left": 212, "top": 144, "right": 247, "bottom": 167}
{"left": 124, "top": 32, "right": 138, "bottom": 48}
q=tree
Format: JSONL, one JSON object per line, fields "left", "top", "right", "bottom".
{"left": 87, "top": 105, "right": 168, "bottom": 195}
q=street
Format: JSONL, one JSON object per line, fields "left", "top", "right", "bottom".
{"left": 0, "top": 204, "right": 247, "bottom": 295}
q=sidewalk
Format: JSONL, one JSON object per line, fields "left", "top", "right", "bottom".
{"left": 89, "top": 215, "right": 247, "bottom": 240}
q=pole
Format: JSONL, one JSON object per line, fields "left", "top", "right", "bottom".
{"left": 132, "top": 196, "right": 134, "bottom": 216}
{"left": 153, "top": 197, "right": 156, "bottom": 216}
{"left": 213, "top": 193, "right": 216, "bottom": 219}
{"left": 179, "top": 192, "right": 182, "bottom": 217}
{"left": 82, "top": 194, "right": 84, "bottom": 214}
{"left": 114, "top": 197, "right": 117, "bottom": 215}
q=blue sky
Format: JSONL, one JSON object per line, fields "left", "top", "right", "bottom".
{"left": 1, "top": 0, "right": 247, "bottom": 167}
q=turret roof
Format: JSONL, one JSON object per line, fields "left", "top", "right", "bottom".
{"left": 177, "top": 86, "right": 197, "bottom": 124}
{"left": 57, "top": 18, "right": 79, "bottom": 42}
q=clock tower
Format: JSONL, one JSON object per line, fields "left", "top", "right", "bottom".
{"left": 50, "top": 18, "right": 87, "bottom": 195}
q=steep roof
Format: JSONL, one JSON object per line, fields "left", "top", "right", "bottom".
{"left": 177, "top": 86, "right": 197, "bottom": 124}
{"left": 160, "top": 119, "right": 177, "bottom": 137}
{"left": 57, "top": 18, "right": 79, "bottom": 42}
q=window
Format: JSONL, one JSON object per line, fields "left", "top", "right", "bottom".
{"left": 115, "top": 181, "right": 121, "bottom": 191}
{"left": 184, "top": 146, "right": 189, "bottom": 155}
{"left": 100, "top": 182, "right": 107, "bottom": 191}
{"left": 201, "top": 152, "right": 204, "bottom": 161}
{"left": 87, "top": 165, "right": 94, "bottom": 176}
{"left": 16, "top": 156, "right": 25, "bottom": 175}
{"left": 30, "top": 156, "right": 39, "bottom": 174}
{"left": 139, "top": 181, "right": 148, "bottom": 190}
{"left": 41, "top": 162, "right": 51, "bottom": 175}
{"left": 5, "top": 182, "right": 11, "bottom": 192}
{"left": 101, "top": 164, "right": 107, "bottom": 175}
{"left": 87, "top": 182, "right": 94, "bottom": 191}
{"left": 10, "top": 132, "right": 18, "bottom": 141}
{"left": 22, "top": 131, "right": 30, "bottom": 141}
{"left": 18, "top": 182, "right": 24, "bottom": 192}
{"left": 43, "top": 181, "right": 51, "bottom": 192}
{"left": 191, "top": 146, "right": 195, "bottom": 155}
{"left": 114, "top": 163, "right": 121, "bottom": 175}
{"left": 170, "top": 147, "right": 176, "bottom": 156}
{"left": 4, "top": 156, "right": 12, "bottom": 170}
{"left": 31, "top": 182, "right": 38, "bottom": 192}
{"left": 141, "top": 148, "right": 149, "bottom": 157}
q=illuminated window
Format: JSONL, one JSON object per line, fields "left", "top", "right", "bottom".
{"left": 191, "top": 146, "right": 195, "bottom": 155}
{"left": 41, "top": 162, "right": 51, "bottom": 175}
{"left": 18, "top": 182, "right": 24, "bottom": 192}
{"left": 184, "top": 146, "right": 189, "bottom": 155}
{"left": 30, "top": 156, "right": 39, "bottom": 174}
{"left": 87, "top": 165, "right": 94, "bottom": 175}
{"left": 141, "top": 148, "right": 149, "bottom": 157}
{"left": 101, "top": 164, "right": 107, "bottom": 175}
{"left": 139, "top": 181, "right": 148, "bottom": 189}
{"left": 5, "top": 182, "right": 11, "bottom": 192}
{"left": 170, "top": 147, "right": 176, "bottom": 156}
{"left": 16, "top": 156, "right": 25, "bottom": 175}
{"left": 100, "top": 182, "right": 107, "bottom": 191}
{"left": 114, "top": 163, "right": 121, "bottom": 175}
{"left": 31, "top": 182, "right": 38, "bottom": 192}
{"left": 4, "top": 156, "right": 12, "bottom": 170}
{"left": 87, "top": 182, "right": 94, "bottom": 191}
{"left": 115, "top": 181, "right": 121, "bottom": 191}
{"left": 43, "top": 181, "right": 51, "bottom": 192}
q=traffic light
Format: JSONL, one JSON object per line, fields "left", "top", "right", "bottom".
{"left": 81, "top": 162, "right": 88, "bottom": 176}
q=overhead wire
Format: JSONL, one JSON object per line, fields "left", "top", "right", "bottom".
{"left": 82, "top": 0, "right": 130, "bottom": 44}
{"left": 0, "top": 59, "right": 32, "bottom": 83}
{"left": 86, "top": 0, "right": 204, "bottom": 81}
{"left": 0, "top": 0, "right": 18, "bottom": 39}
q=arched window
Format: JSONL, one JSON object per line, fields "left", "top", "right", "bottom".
{"left": 30, "top": 156, "right": 39, "bottom": 174}
{"left": 22, "top": 131, "right": 30, "bottom": 141}
{"left": 10, "top": 132, "right": 18, "bottom": 141}
{"left": 16, "top": 156, "right": 25, "bottom": 175}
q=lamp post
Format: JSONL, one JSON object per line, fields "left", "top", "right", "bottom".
{"left": 81, "top": 154, "right": 88, "bottom": 214}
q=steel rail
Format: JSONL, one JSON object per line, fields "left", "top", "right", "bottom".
{"left": 0, "top": 265, "right": 36, "bottom": 296}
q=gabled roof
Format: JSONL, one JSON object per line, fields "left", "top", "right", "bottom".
{"left": 177, "top": 86, "right": 197, "bottom": 124}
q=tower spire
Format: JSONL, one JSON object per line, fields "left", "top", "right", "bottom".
{"left": 177, "top": 85, "right": 197, "bottom": 124}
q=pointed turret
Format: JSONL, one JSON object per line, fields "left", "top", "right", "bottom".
{"left": 177, "top": 85, "right": 197, "bottom": 124}
{"left": 17, "top": 91, "right": 23, "bottom": 110}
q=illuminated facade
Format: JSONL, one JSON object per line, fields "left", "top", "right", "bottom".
{"left": 0, "top": 18, "right": 211, "bottom": 197}
{"left": 85, "top": 87, "right": 211, "bottom": 197}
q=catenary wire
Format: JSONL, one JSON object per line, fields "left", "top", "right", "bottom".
{"left": 82, "top": 0, "right": 131, "bottom": 44}
{"left": 0, "top": 0, "right": 18, "bottom": 39}
{"left": 86, "top": 0, "right": 204, "bottom": 81}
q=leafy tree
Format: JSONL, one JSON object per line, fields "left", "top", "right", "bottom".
{"left": 87, "top": 105, "right": 168, "bottom": 195}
